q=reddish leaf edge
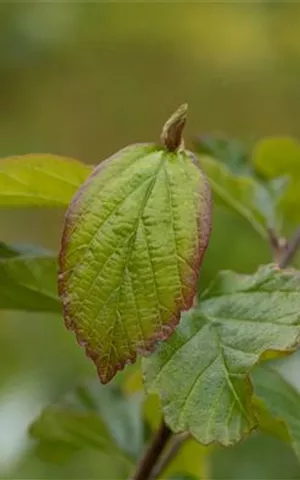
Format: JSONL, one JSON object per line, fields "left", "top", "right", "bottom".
{"left": 58, "top": 145, "right": 213, "bottom": 384}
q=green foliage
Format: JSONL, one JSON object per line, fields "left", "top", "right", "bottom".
{"left": 0, "top": 242, "right": 59, "bottom": 312}
{"left": 252, "top": 365, "right": 300, "bottom": 461}
{"left": 58, "top": 142, "right": 212, "bottom": 384}
{"left": 143, "top": 265, "right": 300, "bottom": 445}
{"left": 0, "top": 154, "right": 90, "bottom": 207}
{"left": 29, "top": 381, "right": 142, "bottom": 477}
{"left": 196, "top": 154, "right": 278, "bottom": 238}
{"left": 3, "top": 109, "right": 300, "bottom": 479}
{"left": 195, "top": 133, "right": 250, "bottom": 175}
{"left": 253, "top": 137, "right": 300, "bottom": 223}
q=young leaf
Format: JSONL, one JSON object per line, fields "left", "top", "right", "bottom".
{"left": 252, "top": 396, "right": 290, "bottom": 444}
{"left": 0, "top": 245, "right": 59, "bottom": 312}
{"left": 196, "top": 155, "right": 273, "bottom": 238}
{"left": 29, "top": 380, "right": 139, "bottom": 471}
{"left": 0, "top": 154, "right": 90, "bottom": 207}
{"left": 253, "top": 137, "right": 300, "bottom": 177}
{"left": 143, "top": 265, "right": 300, "bottom": 446}
{"left": 252, "top": 137, "right": 300, "bottom": 223}
{"left": 59, "top": 105, "right": 212, "bottom": 384}
{"left": 252, "top": 365, "right": 300, "bottom": 461}
{"left": 195, "top": 134, "right": 250, "bottom": 175}
{"left": 76, "top": 381, "right": 144, "bottom": 459}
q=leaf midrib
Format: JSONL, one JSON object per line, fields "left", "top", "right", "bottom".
{"left": 102, "top": 154, "right": 167, "bottom": 378}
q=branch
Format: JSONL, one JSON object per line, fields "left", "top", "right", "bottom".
{"left": 268, "top": 227, "right": 300, "bottom": 268}
{"left": 131, "top": 420, "right": 172, "bottom": 480}
{"left": 279, "top": 226, "right": 300, "bottom": 268}
{"left": 148, "top": 432, "right": 190, "bottom": 480}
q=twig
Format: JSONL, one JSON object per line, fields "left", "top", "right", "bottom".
{"left": 131, "top": 420, "right": 172, "bottom": 480}
{"left": 268, "top": 228, "right": 287, "bottom": 265}
{"left": 279, "top": 226, "right": 300, "bottom": 268}
{"left": 148, "top": 432, "right": 190, "bottom": 480}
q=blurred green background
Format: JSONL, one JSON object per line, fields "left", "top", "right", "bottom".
{"left": 1, "top": 2, "right": 300, "bottom": 479}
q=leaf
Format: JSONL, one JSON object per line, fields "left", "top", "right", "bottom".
{"left": 252, "top": 396, "right": 290, "bottom": 444}
{"left": 0, "top": 245, "right": 60, "bottom": 312}
{"left": 195, "top": 134, "right": 250, "bottom": 175}
{"left": 0, "top": 154, "right": 90, "bottom": 207}
{"left": 0, "top": 241, "right": 20, "bottom": 258}
{"left": 253, "top": 137, "right": 300, "bottom": 178}
{"left": 29, "top": 380, "right": 140, "bottom": 471}
{"left": 59, "top": 143, "right": 212, "bottom": 383}
{"left": 252, "top": 137, "right": 300, "bottom": 223}
{"left": 143, "top": 265, "right": 300, "bottom": 446}
{"left": 197, "top": 155, "right": 274, "bottom": 238}
{"left": 75, "top": 382, "right": 144, "bottom": 459}
{"left": 252, "top": 365, "right": 300, "bottom": 460}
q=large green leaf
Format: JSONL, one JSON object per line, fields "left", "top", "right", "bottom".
{"left": 252, "top": 137, "right": 300, "bottom": 223}
{"left": 197, "top": 155, "right": 276, "bottom": 238}
{"left": 0, "top": 154, "right": 90, "bottom": 207}
{"left": 59, "top": 143, "right": 212, "bottom": 383}
{"left": 143, "top": 265, "right": 300, "bottom": 446}
{"left": 0, "top": 243, "right": 59, "bottom": 312}
{"left": 29, "top": 381, "right": 140, "bottom": 474}
{"left": 252, "top": 365, "right": 300, "bottom": 460}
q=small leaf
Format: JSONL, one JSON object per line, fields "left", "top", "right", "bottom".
{"left": 196, "top": 134, "right": 250, "bottom": 175}
{"left": 143, "top": 265, "right": 300, "bottom": 446}
{"left": 252, "top": 137, "right": 300, "bottom": 223}
{"left": 76, "top": 382, "right": 144, "bottom": 459}
{"left": 0, "top": 154, "right": 90, "bottom": 207}
{"left": 252, "top": 365, "right": 300, "bottom": 461}
{"left": 197, "top": 155, "right": 273, "bottom": 238}
{"left": 253, "top": 137, "right": 300, "bottom": 177}
{"left": 29, "top": 380, "right": 138, "bottom": 470}
{"left": 59, "top": 141, "right": 212, "bottom": 384}
{"left": 252, "top": 396, "right": 290, "bottom": 443}
{"left": 0, "top": 246, "right": 59, "bottom": 312}
{"left": 0, "top": 241, "right": 20, "bottom": 258}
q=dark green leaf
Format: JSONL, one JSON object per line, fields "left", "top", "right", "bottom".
{"left": 72, "top": 382, "right": 144, "bottom": 459}
{"left": 0, "top": 247, "right": 60, "bottom": 312}
{"left": 252, "top": 396, "right": 290, "bottom": 444}
{"left": 144, "top": 265, "right": 300, "bottom": 446}
{"left": 252, "top": 365, "right": 300, "bottom": 460}
{"left": 0, "top": 241, "right": 20, "bottom": 258}
{"left": 29, "top": 380, "right": 140, "bottom": 471}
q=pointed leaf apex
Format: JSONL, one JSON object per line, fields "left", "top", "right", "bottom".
{"left": 161, "top": 103, "right": 188, "bottom": 152}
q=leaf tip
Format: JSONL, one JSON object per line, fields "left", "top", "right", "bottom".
{"left": 161, "top": 103, "right": 188, "bottom": 152}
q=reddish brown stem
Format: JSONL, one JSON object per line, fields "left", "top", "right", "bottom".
{"left": 131, "top": 420, "right": 172, "bottom": 480}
